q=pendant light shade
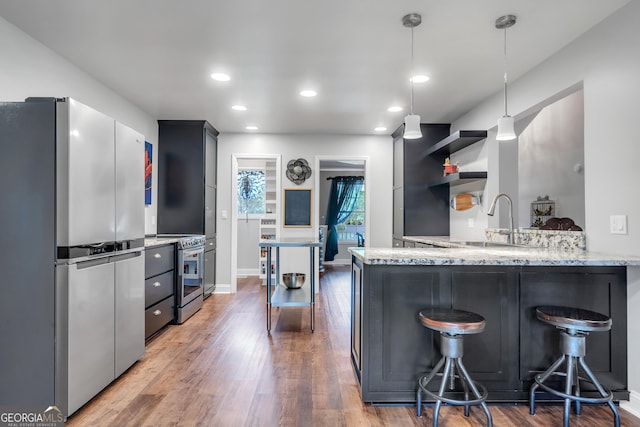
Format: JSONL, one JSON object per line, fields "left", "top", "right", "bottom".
{"left": 497, "top": 115, "right": 516, "bottom": 141}
{"left": 402, "top": 13, "right": 422, "bottom": 140}
{"left": 403, "top": 114, "right": 422, "bottom": 139}
{"left": 495, "top": 14, "right": 517, "bottom": 141}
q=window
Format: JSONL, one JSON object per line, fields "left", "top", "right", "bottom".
{"left": 237, "top": 169, "right": 265, "bottom": 214}
{"left": 338, "top": 185, "right": 365, "bottom": 241}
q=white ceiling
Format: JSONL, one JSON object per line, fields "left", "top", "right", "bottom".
{"left": 0, "top": 0, "right": 630, "bottom": 135}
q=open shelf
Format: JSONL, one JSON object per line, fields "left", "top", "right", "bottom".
{"left": 427, "top": 171, "right": 487, "bottom": 187}
{"left": 425, "top": 130, "right": 487, "bottom": 157}
{"left": 271, "top": 284, "right": 312, "bottom": 307}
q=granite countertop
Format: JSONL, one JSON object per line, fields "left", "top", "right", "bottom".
{"left": 144, "top": 236, "right": 181, "bottom": 248}
{"left": 349, "top": 245, "right": 640, "bottom": 266}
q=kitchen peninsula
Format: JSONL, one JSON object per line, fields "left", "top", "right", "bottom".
{"left": 349, "top": 242, "right": 640, "bottom": 404}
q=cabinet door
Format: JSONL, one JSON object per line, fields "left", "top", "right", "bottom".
{"left": 393, "top": 137, "right": 403, "bottom": 188}
{"left": 450, "top": 267, "right": 520, "bottom": 391}
{"left": 67, "top": 258, "right": 115, "bottom": 415}
{"left": 205, "top": 185, "right": 216, "bottom": 238}
{"left": 520, "top": 267, "right": 627, "bottom": 391}
{"left": 351, "top": 259, "right": 363, "bottom": 377}
{"left": 392, "top": 187, "right": 404, "bottom": 238}
{"left": 204, "top": 247, "right": 216, "bottom": 295}
{"left": 114, "top": 252, "right": 145, "bottom": 377}
{"left": 205, "top": 129, "right": 217, "bottom": 188}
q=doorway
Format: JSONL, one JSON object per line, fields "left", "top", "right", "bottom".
{"left": 230, "top": 154, "right": 281, "bottom": 293}
{"left": 315, "top": 156, "right": 370, "bottom": 266}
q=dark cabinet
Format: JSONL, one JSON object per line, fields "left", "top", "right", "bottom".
{"left": 352, "top": 262, "right": 628, "bottom": 403}
{"left": 392, "top": 124, "right": 451, "bottom": 239}
{"left": 144, "top": 244, "right": 175, "bottom": 340}
{"left": 158, "top": 120, "right": 217, "bottom": 294}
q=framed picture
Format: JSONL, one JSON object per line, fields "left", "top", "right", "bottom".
{"left": 283, "top": 188, "right": 312, "bottom": 227}
{"left": 144, "top": 141, "right": 152, "bottom": 205}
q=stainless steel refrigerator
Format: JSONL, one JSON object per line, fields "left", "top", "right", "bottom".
{"left": 0, "top": 98, "right": 145, "bottom": 418}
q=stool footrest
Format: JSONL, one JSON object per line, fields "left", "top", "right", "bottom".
{"left": 534, "top": 373, "right": 613, "bottom": 405}
{"left": 419, "top": 374, "right": 488, "bottom": 406}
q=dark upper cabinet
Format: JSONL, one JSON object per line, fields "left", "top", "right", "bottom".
{"left": 157, "top": 120, "right": 218, "bottom": 238}
{"left": 392, "top": 123, "right": 451, "bottom": 238}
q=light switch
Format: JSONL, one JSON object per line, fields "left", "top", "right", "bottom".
{"left": 610, "top": 215, "right": 627, "bottom": 234}
{"left": 221, "top": 209, "right": 228, "bottom": 219}
{"left": 468, "top": 218, "right": 475, "bottom": 228}
{"left": 151, "top": 215, "right": 156, "bottom": 225}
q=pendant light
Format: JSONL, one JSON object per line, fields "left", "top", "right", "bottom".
{"left": 495, "top": 14, "right": 517, "bottom": 141}
{"left": 402, "top": 13, "right": 422, "bottom": 139}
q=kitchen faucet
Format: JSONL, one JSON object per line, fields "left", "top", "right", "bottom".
{"left": 487, "top": 193, "right": 515, "bottom": 244}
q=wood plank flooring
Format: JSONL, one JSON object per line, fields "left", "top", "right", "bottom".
{"left": 66, "top": 265, "right": 640, "bottom": 426}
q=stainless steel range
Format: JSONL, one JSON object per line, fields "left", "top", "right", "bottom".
{"left": 176, "top": 235, "right": 206, "bottom": 323}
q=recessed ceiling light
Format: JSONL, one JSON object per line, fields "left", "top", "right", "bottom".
{"left": 410, "top": 75, "right": 430, "bottom": 83}
{"left": 300, "top": 90, "right": 317, "bottom": 97}
{"left": 387, "top": 106, "right": 403, "bottom": 112}
{"left": 245, "top": 125, "right": 258, "bottom": 131}
{"left": 374, "top": 126, "right": 387, "bottom": 132}
{"left": 210, "top": 73, "right": 230, "bottom": 81}
{"left": 231, "top": 105, "right": 247, "bottom": 111}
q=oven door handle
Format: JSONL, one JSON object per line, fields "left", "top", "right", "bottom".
{"left": 183, "top": 247, "right": 205, "bottom": 256}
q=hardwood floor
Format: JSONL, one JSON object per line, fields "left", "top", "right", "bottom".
{"left": 67, "top": 265, "right": 640, "bottom": 426}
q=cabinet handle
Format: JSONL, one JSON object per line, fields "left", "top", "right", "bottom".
{"left": 209, "top": 242, "right": 214, "bottom": 246}
{"left": 153, "top": 310, "right": 162, "bottom": 316}
{"left": 153, "top": 282, "right": 161, "bottom": 287}
{"left": 154, "top": 253, "right": 161, "bottom": 259}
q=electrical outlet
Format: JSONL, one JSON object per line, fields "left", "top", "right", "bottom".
{"left": 610, "top": 215, "right": 627, "bottom": 234}
{"left": 468, "top": 218, "right": 475, "bottom": 228}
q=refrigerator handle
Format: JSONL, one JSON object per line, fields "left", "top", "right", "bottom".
{"left": 76, "top": 256, "right": 111, "bottom": 270}
{"left": 110, "top": 251, "right": 142, "bottom": 263}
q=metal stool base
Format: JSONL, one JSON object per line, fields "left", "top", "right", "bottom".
{"left": 529, "top": 351, "right": 620, "bottom": 427}
{"left": 416, "top": 354, "right": 493, "bottom": 427}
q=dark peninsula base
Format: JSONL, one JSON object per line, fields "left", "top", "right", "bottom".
{"left": 350, "top": 258, "right": 628, "bottom": 403}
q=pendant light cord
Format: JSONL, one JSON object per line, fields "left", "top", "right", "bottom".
{"left": 503, "top": 27, "right": 508, "bottom": 116}
{"left": 410, "top": 24, "right": 415, "bottom": 115}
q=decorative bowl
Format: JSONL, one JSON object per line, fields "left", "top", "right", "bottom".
{"left": 282, "top": 272, "right": 305, "bottom": 289}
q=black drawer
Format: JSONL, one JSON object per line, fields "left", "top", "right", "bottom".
{"left": 145, "top": 244, "right": 175, "bottom": 278}
{"left": 145, "top": 270, "right": 175, "bottom": 308}
{"left": 145, "top": 295, "right": 175, "bottom": 340}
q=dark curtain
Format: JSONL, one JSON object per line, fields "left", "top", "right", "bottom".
{"left": 324, "top": 176, "right": 364, "bottom": 261}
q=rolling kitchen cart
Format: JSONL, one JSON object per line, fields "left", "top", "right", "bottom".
{"left": 259, "top": 238, "right": 321, "bottom": 333}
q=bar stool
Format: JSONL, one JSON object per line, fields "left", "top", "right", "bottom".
{"left": 529, "top": 305, "right": 620, "bottom": 427}
{"left": 416, "top": 308, "right": 493, "bottom": 427}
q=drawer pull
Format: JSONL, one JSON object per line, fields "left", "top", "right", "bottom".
{"left": 153, "top": 310, "right": 162, "bottom": 316}
{"left": 154, "top": 253, "right": 161, "bottom": 259}
{"left": 153, "top": 281, "right": 161, "bottom": 287}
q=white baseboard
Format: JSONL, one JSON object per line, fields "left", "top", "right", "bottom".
{"left": 212, "top": 283, "right": 232, "bottom": 294}
{"left": 621, "top": 390, "right": 640, "bottom": 418}
{"left": 237, "top": 268, "right": 259, "bottom": 277}
{"left": 323, "top": 259, "right": 351, "bottom": 266}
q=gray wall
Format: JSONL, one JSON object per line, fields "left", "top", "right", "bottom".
{"left": 518, "top": 89, "right": 585, "bottom": 229}
{"left": 0, "top": 16, "right": 159, "bottom": 235}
